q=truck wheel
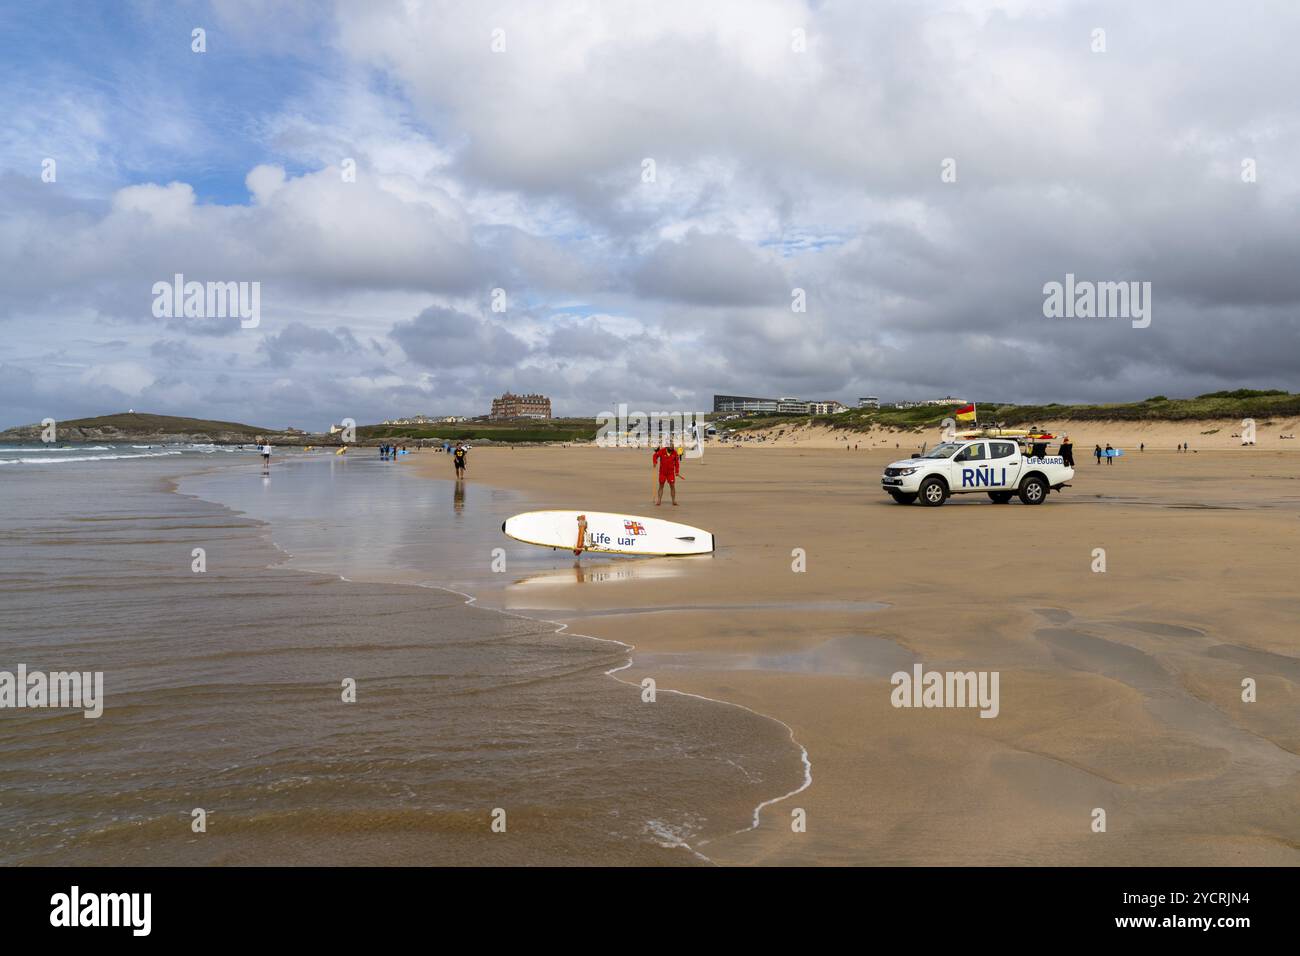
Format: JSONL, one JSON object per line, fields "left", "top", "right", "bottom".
{"left": 889, "top": 491, "right": 918, "bottom": 505}
{"left": 1018, "top": 476, "right": 1048, "bottom": 505}
{"left": 988, "top": 491, "right": 1013, "bottom": 504}
{"left": 918, "top": 477, "right": 948, "bottom": 507}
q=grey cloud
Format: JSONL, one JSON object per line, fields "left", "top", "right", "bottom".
{"left": 260, "top": 322, "right": 360, "bottom": 367}
{"left": 632, "top": 231, "right": 788, "bottom": 307}
{"left": 149, "top": 339, "right": 203, "bottom": 363}
{"left": 544, "top": 318, "right": 631, "bottom": 359}
{"left": 390, "top": 306, "right": 531, "bottom": 369}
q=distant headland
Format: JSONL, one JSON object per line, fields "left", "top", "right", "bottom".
{"left": 3, "top": 391, "right": 1297, "bottom": 445}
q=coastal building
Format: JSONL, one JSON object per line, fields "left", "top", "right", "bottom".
{"left": 380, "top": 414, "right": 471, "bottom": 425}
{"left": 858, "top": 396, "right": 880, "bottom": 409}
{"left": 714, "top": 394, "right": 847, "bottom": 416}
{"left": 714, "top": 394, "right": 780, "bottom": 414}
{"left": 490, "top": 392, "right": 552, "bottom": 420}
{"left": 883, "top": 397, "right": 964, "bottom": 409}
{"left": 812, "top": 400, "right": 848, "bottom": 415}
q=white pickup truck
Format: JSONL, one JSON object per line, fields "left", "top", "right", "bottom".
{"left": 880, "top": 438, "right": 1074, "bottom": 506}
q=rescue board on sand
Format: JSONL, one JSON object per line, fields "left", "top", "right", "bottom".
{"left": 502, "top": 510, "right": 714, "bottom": 556}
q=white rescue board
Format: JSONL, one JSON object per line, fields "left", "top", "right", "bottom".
{"left": 502, "top": 510, "right": 714, "bottom": 556}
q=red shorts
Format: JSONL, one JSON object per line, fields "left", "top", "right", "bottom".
{"left": 658, "top": 471, "right": 676, "bottom": 484}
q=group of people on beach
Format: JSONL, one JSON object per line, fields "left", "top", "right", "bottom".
{"left": 1088, "top": 441, "right": 1189, "bottom": 462}
{"left": 1093, "top": 443, "right": 1116, "bottom": 464}
{"left": 379, "top": 443, "right": 406, "bottom": 460}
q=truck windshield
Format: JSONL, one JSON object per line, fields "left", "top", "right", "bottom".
{"left": 921, "top": 442, "right": 963, "bottom": 459}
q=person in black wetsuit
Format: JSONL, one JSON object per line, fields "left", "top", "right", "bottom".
{"left": 1059, "top": 436, "right": 1074, "bottom": 467}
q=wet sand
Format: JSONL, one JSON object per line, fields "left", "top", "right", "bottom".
{"left": 1, "top": 456, "right": 797, "bottom": 866}
{"left": 412, "top": 443, "right": 1300, "bottom": 865}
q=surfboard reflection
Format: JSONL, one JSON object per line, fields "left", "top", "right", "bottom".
{"left": 508, "top": 560, "right": 691, "bottom": 589}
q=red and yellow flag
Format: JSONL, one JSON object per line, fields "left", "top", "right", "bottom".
{"left": 955, "top": 403, "right": 977, "bottom": 422}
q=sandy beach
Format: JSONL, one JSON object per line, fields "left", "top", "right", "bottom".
{"left": 728, "top": 417, "right": 1300, "bottom": 452}
{"left": 410, "top": 435, "right": 1300, "bottom": 865}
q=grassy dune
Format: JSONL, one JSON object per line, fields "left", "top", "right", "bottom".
{"left": 54, "top": 412, "right": 274, "bottom": 436}
{"left": 718, "top": 389, "right": 1299, "bottom": 434}
{"left": 357, "top": 419, "right": 596, "bottom": 443}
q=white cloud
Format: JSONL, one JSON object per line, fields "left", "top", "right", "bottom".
{"left": 79, "top": 362, "right": 155, "bottom": 395}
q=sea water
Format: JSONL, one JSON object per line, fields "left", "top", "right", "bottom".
{"left": 0, "top": 446, "right": 800, "bottom": 865}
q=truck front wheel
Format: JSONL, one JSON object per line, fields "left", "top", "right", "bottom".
{"left": 1018, "top": 476, "right": 1048, "bottom": 505}
{"left": 918, "top": 477, "right": 948, "bottom": 507}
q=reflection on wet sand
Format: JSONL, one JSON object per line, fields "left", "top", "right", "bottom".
{"left": 507, "top": 559, "right": 692, "bottom": 589}
{"left": 515, "top": 599, "right": 890, "bottom": 619}
{"left": 638, "top": 633, "right": 916, "bottom": 678}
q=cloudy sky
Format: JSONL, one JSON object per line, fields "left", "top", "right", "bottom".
{"left": 2, "top": 0, "right": 1299, "bottom": 430}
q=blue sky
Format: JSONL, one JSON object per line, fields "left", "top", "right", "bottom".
{"left": 0, "top": 1, "right": 334, "bottom": 204}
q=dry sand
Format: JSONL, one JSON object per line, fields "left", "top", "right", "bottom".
{"left": 411, "top": 435, "right": 1300, "bottom": 865}
{"left": 734, "top": 416, "right": 1300, "bottom": 452}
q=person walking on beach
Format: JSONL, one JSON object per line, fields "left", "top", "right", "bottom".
{"left": 453, "top": 443, "right": 467, "bottom": 477}
{"left": 1140, "top": 442, "right": 1145, "bottom": 453}
{"left": 1059, "top": 436, "right": 1074, "bottom": 467}
{"left": 260, "top": 441, "right": 272, "bottom": 471}
{"left": 1094, "top": 444, "right": 1103, "bottom": 465}
{"left": 653, "top": 439, "right": 681, "bottom": 506}
{"left": 1105, "top": 443, "right": 1114, "bottom": 464}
